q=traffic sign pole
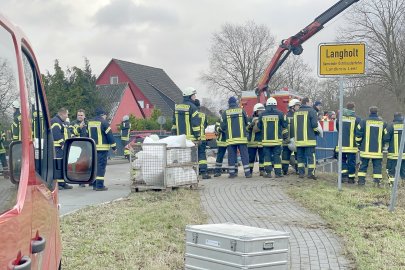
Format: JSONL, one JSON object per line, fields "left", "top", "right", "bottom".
{"left": 389, "top": 117, "right": 405, "bottom": 212}
{"left": 337, "top": 77, "right": 344, "bottom": 191}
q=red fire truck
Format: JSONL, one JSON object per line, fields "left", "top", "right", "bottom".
{"left": 0, "top": 13, "right": 96, "bottom": 269}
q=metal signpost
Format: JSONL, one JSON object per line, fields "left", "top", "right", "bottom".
{"left": 157, "top": 116, "right": 166, "bottom": 135}
{"left": 389, "top": 117, "right": 405, "bottom": 212}
{"left": 318, "top": 42, "right": 366, "bottom": 191}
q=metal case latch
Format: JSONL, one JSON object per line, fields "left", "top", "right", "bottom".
{"left": 192, "top": 232, "right": 198, "bottom": 244}
{"left": 263, "top": 241, "right": 274, "bottom": 250}
{"left": 230, "top": 240, "right": 237, "bottom": 251}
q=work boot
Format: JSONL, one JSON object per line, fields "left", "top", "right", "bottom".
{"left": 298, "top": 174, "right": 305, "bottom": 179}
{"left": 373, "top": 179, "right": 381, "bottom": 188}
{"left": 264, "top": 172, "right": 272, "bottom": 178}
{"left": 307, "top": 175, "right": 317, "bottom": 180}
{"left": 214, "top": 172, "right": 221, "bottom": 177}
{"left": 358, "top": 177, "right": 366, "bottom": 186}
{"left": 249, "top": 168, "right": 253, "bottom": 174}
{"left": 228, "top": 174, "right": 237, "bottom": 179}
{"left": 259, "top": 171, "right": 265, "bottom": 177}
{"left": 95, "top": 186, "right": 108, "bottom": 191}
{"left": 342, "top": 176, "right": 349, "bottom": 183}
{"left": 282, "top": 170, "right": 288, "bottom": 176}
{"left": 245, "top": 173, "right": 252, "bottom": 179}
{"left": 275, "top": 174, "right": 283, "bottom": 178}
{"left": 348, "top": 177, "right": 355, "bottom": 184}
{"left": 202, "top": 174, "right": 212, "bottom": 179}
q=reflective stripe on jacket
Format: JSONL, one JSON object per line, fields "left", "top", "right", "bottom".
{"left": 336, "top": 115, "right": 361, "bottom": 153}
{"left": 258, "top": 106, "right": 288, "bottom": 147}
{"left": 220, "top": 106, "right": 248, "bottom": 145}
{"left": 88, "top": 116, "right": 117, "bottom": 151}
{"left": 355, "top": 113, "right": 386, "bottom": 159}
{"left": 293, "top": 105, "right": 318, "bottom": 147}
{"left": 172, "top": 97, "right": 200, "bottom": 141}
{"left": 385, "top": 119, "right": 405, "bottom": 160}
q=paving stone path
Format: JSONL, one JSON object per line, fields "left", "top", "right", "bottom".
{"left": 199, "top": 176, "right": 354, "bottom": 270}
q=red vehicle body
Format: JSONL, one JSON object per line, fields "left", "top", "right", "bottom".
{"left": 241, "top": 87, "right": 302, "bottom": 116}
{"left": 0, "top": 14, "right": 95, "bottom": 270}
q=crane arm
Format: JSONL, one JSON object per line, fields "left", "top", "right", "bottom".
{"left": 256, "top": 0, "right": 360, "bottom": 97}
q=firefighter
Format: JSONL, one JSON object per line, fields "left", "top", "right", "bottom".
{"left": 247, "top": 103, "right": 265, "bottom": 176}
{"left": 220, "top": 96, "right": 251, "bottom": 178}
{"left": 70, "top": 109, "right": 89, "bottom": 187}
{"left": 51, "top": 107, "right": 73, "bottom": 190}
{"left": 384, "top": 112, "right": 405, "bottom": 185}
{"left": 282, "top": 99, "right": 300, "bottom": 175}
{"left": 71, "top": 109, "right": 88, "bottom": 138}
{"left": 335, "top": 102, "right": 361, "bottom": 184}
{"left": 355, "top": 106, "right": 387, "bottom": 186}
{"left": 194, "top": 99, "right": 211, "bottom": 179}
{"left": 257, "top": 97, "right": 288, "bottom": 178}
{"left": 11, "top": 101, "right": 21, "bottom": 141}
{"left": 294, "top": 97, "right": 319, "bottom": 179}
{"left": 88, "top": 108, "right": 117, "bottom": 191}
{"left": 120, "top": 115, "right": 131, "bottom": 159}
{"left": 171, "top": 87, "right": 200, "bottom": 141}
{"left": 213, "top": 110, "right": 228, "bottom": 177}
{"left": 0, "top": 124, "right": 8, "bottom": 177}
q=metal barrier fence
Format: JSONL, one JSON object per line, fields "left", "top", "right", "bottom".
{"left": 316, "top": 131, "right": 338, "bottom": 161}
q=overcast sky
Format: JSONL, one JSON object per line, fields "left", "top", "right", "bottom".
{"left": 2, "top": 0, "right": 352, "bottom": 99}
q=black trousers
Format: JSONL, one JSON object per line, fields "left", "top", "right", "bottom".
{"left": 96, "top": 150, "right": 108, "bottom": 188}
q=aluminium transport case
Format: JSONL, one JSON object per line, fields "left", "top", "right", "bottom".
{"left": 185, "top": 223, "right": 290, "bottom": 270}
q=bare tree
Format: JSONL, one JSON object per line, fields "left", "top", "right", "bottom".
{"left": 340, "top": 0, "right": 405, "bottom": 110}
{"left": 0, "top": 58, "right": 17, "bottom": 122}
{"left": 201, "top": 21, "right": 275, "bottom": 98}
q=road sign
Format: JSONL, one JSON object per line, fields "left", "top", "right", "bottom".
{"left": 318, "top": 42, "right": 366, "bottom": 77}
{"left": 157, "top": 116, "right": 166, "bottom": 125}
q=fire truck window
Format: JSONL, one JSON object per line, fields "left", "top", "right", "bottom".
{"left": 22, "top": 51, "right": 49, "bottom": 183}
{"left": 0, "top": 26, "right": 21, "bottom": 214}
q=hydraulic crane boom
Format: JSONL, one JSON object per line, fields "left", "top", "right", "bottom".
{"left": 256, "top": 0, "right": 360, "bottom": 99}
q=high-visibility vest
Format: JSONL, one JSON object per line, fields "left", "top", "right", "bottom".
{"left": 222, "top": 107, "right": 248, "bottom": 145}
{"left": 355, "top": 115, "right": 386, "bottom": 159}
{"left": 88, "top": 116, "right": 117, "bottom": 151}
{"left": 259, "top": 108, "right": 287, "bottom": 147}
{"left": 293, "top": 106, "right": 318, "bottom": 147}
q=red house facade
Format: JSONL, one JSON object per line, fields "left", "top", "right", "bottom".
{"left": 96, "top": 83, "right": 144, "bottom": 133}
{"left": 96, "top": 59, "right": 183, "bottom": 119}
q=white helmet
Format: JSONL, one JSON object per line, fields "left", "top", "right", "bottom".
{"left": 12, "top": 100, "right": 20, "bottom": 109}
{"left": 266, "top": 97, "right": 277, "bottom": 106}
{"left": 123, "top": 115, "right": 129, "bottom": 121}
{"left": 288, "top": 99, "right": 301, "bottom": 107}
{"left": 182, "top": 86, "right": 197, "bottom": 97}
{"left": 253, "top": 103, "right": 265, "bottom": 112}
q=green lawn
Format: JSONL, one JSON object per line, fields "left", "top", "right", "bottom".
{"left": 61, "top": 189, "right": 206, "bottom": 270}
{"left": 285, "top": 173, "right": 405, "bottom": 270}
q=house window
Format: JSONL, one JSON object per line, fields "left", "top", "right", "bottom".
{"left": 110, "top": 76, "right": 118, "bottom": 84}
{"left": 138, "top": 100, "right": 144, "bottom": 108}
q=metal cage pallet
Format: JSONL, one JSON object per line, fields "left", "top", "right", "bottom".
{"left": 130, "top": 143, "right": 199, "bottom": 192}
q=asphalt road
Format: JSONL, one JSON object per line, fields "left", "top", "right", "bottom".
{"left": 59, "top": 160, "right": 131, "bottom": 216}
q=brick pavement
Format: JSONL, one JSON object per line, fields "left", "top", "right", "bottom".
{"left": 199, "top": 176, "right": 353, "bottom": 270}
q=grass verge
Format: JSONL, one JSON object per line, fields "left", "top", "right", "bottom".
{"left": 61, "top": 189, "right": 206, "bottom": 270}
{"left": 284, "top": 173, "right": 405, "bottom": 270}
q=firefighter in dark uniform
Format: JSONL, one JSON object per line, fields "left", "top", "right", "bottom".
{"left": 0, "top": 124, "right": 8, "bottom": 177}
{"left": 282, "top": 99, "right": 300, "bottom": 175}
{"left": 70, "top": 109, "right": 89, "bottom": 187}
{"left": 355, "top": 106, "right": 387, "bottom": 186}
{"left": 51, "top": 107, "right": 73, "bottom": 189}
{"left": 336, "top": 102, "right": 361, "bottom": 184}
{"left": 220, "top": 96, "right": 252, "bottom": 178}
{"left": 88, "top": 108, "right": 117, "bottom": 191}
{"left": 247, "top": 103, "right": 265, "bottom": 176}
{"left": 120, "top": 115, "right": 131, "bottom": 159}
{"left": 294, "top": 97, "right": 319, "bottom": 179}
{"left": 11, "top": 101, "right": 21, "bottom": 142}
{"left": 171, "top": 87, "right": 200, "bottom": 142}
{"left": 213, "top": 110, "right": 228, "bottom": 177}
{"left": 194, "top": 99, "right": 211, "bottom": 179}
{"left": 71, "top": 109, "right": 88, "bottom": 138}
{"left": 257, "top": 97, "right": 288, "bottom": 178}
{"left": 384, "top": 112, "right": 405, "bottom": 185}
